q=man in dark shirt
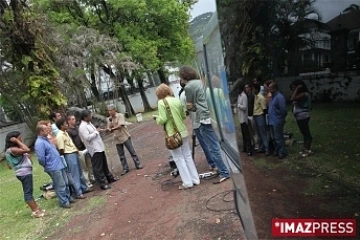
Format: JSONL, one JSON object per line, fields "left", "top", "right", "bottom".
{"left": 245, "top": 83, "right": 258, "bottom": 150}
{"left": 67, "top": 114, "right": 95, "bottom": 186}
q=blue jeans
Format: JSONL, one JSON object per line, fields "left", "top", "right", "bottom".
{"left": 254, "top": 115, "right": 269, "bottom": 153}
{"left": 64, "top": 153, "right": 88, "bottom": 196}
{"left": 48, "top": 168, "right": 71, "bottom": 207}
{"left": 270, "top": 124, "right": 286, "bottom": 157}
{"left": 199, "top": 124, "right": 229, "bottom": 178}
{"left": 194, "top": 128, "right": 216, "bottom": 168}
{"left": 17, "top": 174, "right": 34, "bottom": 202}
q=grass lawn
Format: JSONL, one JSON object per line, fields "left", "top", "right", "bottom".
{"left": 236, "top": 102, "right": 360, "bottom": 191}
{"left": 0, "top": 157, "right": 105, "bottom": 240}
{"left": 283, "top": 103, "right": 360, "bottom": 190}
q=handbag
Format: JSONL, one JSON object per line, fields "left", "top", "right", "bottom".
{"left": 163, "top": 98, "right": 183, "bottom": 150}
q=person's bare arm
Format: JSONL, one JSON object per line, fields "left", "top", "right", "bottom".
{"left": 9, "top": 138, "right": 30, "bottom": 155}
{"left": 290, "top": 85, "right": 306, "bottom": 101}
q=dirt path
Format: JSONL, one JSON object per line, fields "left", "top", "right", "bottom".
{"left": 48, "top": 120, "right": 360, "bottom": 240}
{"left": 49, "top": 120, "right": 246, "bottom": 240}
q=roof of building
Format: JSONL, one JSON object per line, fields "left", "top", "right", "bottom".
{"left": 298, "top": 18, "right": 332, "bottom": 31}
{"left": 327, "top": 10, "right": 360, "bottom": 31}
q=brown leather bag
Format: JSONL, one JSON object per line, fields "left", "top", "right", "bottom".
{"left": 163, "top": 99, "right": 183, "bottom": 150}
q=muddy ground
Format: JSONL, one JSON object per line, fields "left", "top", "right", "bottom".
{"left": 49, "top": 120, "right": 245, "bottom": 240}
{"left": 48, "top": 120, "right": 359, "bottom": 240}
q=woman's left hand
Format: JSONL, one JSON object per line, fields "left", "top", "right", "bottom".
{"left": 10, "top": 137, "right": 18, "bottom": 143}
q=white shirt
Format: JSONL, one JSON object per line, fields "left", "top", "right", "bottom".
{"left": 78, "top": 121, "right": 105, "bottom": 156}
{"left": 237, "top": 92, "right": 248, "bottom": 124}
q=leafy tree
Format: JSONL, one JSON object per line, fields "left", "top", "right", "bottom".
{"left": 0, "top": 0, "right": 67, "bottom": 129}
{"left": 217, "top": 0, "right": 320, "bottom": 82}
{"left": 34, "top": 0, "right": 195, "bottom": 115}
{"left": 34, "top": 0, "right": 195, "bottom": 82}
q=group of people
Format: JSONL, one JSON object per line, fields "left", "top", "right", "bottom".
{"left": 4, "top": 64, "right": 313, "bottom": 218}
{"left": 237, "top": 78, "right": 313, "bottom": 159}
{"left": 153, "top": 66, "right": 231, "bottom": 190}
{"left": 5, "top": 106, "right": 143, "bottom": 216}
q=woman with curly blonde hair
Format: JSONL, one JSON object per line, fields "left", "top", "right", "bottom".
{"left": 154, "top": 84, "right": 200, "bottom": 190}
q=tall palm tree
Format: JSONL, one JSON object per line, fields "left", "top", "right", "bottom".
{"left": 343, "top": 4, "right": 360, "bottom": 13}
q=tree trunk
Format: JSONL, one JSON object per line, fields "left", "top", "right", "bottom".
{"left": 146, "top": 71, "right": 155, "bottom": 86}
{"left": 76, "top": 87, "right": 88, "bottom": 108}
{"left": 101, "top": 65, "right": 136, "bottom": 117}
{"left": 118, "top": 85, "right": 135, "bottom": 117}
{"left": 157, "top": 67, "right": 169, "bottom": 84}
{"left": 136, "top": 72, "right": 153, "bottom": 112}
{"left": 90, "top": 63, "right": 100, "bottom": 101}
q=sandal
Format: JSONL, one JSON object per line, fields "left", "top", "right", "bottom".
{"left": 31, "top": 208, "right": 45, "bottom": 218}
{"left": 302, "top": 150, "right": 313, "bottom": 157}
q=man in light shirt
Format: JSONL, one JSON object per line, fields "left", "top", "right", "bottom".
{"left": 237, "top": 82, "right": 252, "bottom": 156}
{"left": 56, "top": 117, "right": 91, "bottom": 199}
{"left": 179, "top": 80, "right": 217, "bottom": 171}
{"left": 67, "top": 114, "right": 95, "bottom": 186}
{"left": 106, "top": 104, "right": 143, "bottom": 176}
{"left": 179, "top": 65, "right": 230, "bottom": 184}
{"left": 78, "top": 110, "right": 119, "bottom": 190}
{"left": 253, "top": 84, "right": 271, "bottom": 156}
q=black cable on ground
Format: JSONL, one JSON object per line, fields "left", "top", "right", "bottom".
{"left": 205, "top": 190, "right": 236, "bottom": 212}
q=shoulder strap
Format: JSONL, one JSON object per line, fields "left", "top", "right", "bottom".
{"left": 163, "top": 98, "right": 179, "bottom": 133}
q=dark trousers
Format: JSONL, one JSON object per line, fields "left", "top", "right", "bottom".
{"left": 91, "top": 152, "right": 114, "bottom": 185}
{"left": 241, "top": 122, "right": 252, "bottom": 153}
{"left": 116, "top": 137, "right": 141, "bottom": 171}
{"left": 17, "top": 174, "right": 34, "bottom": 202}
{"left": 296, "top": 117, "right": 312, "bottom": 149}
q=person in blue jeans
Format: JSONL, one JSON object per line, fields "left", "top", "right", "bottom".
{"left": 253, "top": 84, "right": 271, "bottom": 156}
{"left": 268, "top": 82, "right": 287, "bottom": 159}
{"left": 56, "top": 117, "right": 92, "bottom": 199}
{"left": 35, "top": 124, "right": 73, "bottom": 208}
{"left": 179, "top": 82, "right": 217, "bottom": 171}
{"left": 179, "top": 65, "right": 230, "bottom": 184}
{"left": 5, "top": 131, "right": 45, "bottom": 218}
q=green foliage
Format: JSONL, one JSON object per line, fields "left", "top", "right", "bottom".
{"left": 35, "top": 0, "right": 195, "bottom": 70}
{"left": 218, "top": 0, "right": 320, "bottom": 81}
{"left": 0, "top": 96, "right": 21, "bottom": 122}
{"left": 0, "top": 2, "right": 67, "bottom": 127}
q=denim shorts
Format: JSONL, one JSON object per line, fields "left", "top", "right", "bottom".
{"left": 16, "top": 174, "right": 34, "bottom": 202}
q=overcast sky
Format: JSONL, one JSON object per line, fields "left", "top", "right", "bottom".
{"left": 190, "top": 0, "right": 360, "bottom": 22}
